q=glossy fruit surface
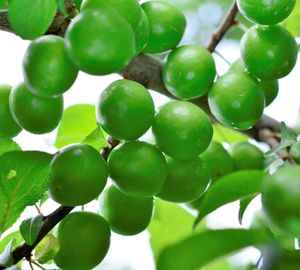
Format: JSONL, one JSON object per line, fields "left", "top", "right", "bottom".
{"left": 49, "top": 143, "right": 108, "bottom": 206}
{"left": 0, "top": 84, "right": 22, "bottom": 138}
{"left": 290, "top": 141, "right": 300, "bottom": 163}
{"left": 97, "top": 79, "right": 155, "bottom": 141}
{"left": 261, "top": 80, "right": 279, "bottom": 106}
{"left": 65, "top": 8, "right": 135, "bottom": 75}
{"left": 108, "top": 141, "right": 167, "bottom": 197}
{"left": 100, "top": 185, "right": 153, "bottom": 235}
{"left": 262, "top": 166, "right": 300, "bottom": 238}
{"left": 157, "top": 156, "right": 211, "bottom": 203}
{"left": 229, "top": 142, "right": 264, "bottom": 170}
{"left": 55, "top": 212, "right": 110, "bottom": 270}
{"left": 201, "top": 141, "right": 234, "bottom": 182}
{"left": 237, "top": 0, "right": 296, "bottom": 25}
{"left": 208, "top": 71, "right": 265, "bottom": 130}
{"left": 135, "top": 9, "right": 150, "bottom": 54}
{"left": 81, "top": 0, "right": 142, "bottom": 29}
{"left": 23, "top": 35, "right": 78, "bottom": 98}
{"left": 163, "top": 45, "right": 216, "bottom": 100}
{"left": 142, "top": 1, "right": 186, "bottom": 53}
{"left": 152, "top": 101, "right": 213, "bottom": 160}
{"left": 9, "top": 83, "right": 63, "bottom": 134}
{"left": 241, "top": 25, "right": 298, "bottom": 80}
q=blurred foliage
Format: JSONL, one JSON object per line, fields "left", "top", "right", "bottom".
{"left": 283, "top": 1, "right": 300, "bottom": 37}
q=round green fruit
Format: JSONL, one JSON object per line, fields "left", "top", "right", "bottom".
{"left": 241, "top": 25, "right": 298, "bottom": 80}
{"left": 261, "top": 79, "right": 279, "bottom": 106}
{"left": 237, "top": 0, "right": 296, "bottom": 25}
{"left": 9, "top": 83, "right": 63, "bottom": 134}
{"left": 0, "top": 84, "right": 22, "bottom": 138}
{"left": 135, "top": 9, "right": 150, "bottom": 54}
{"left": 152, "top": 101, "right": 213, "bottom": 160}
{"left": 208, "top": 71, "right": 265, "bottom": 130}
{"left": 54, "top": 212, "right": 110, "bottom": 270}
{"left": 290, "top": 141, "right": 300, "bottom": 163}
{"left": 65, "top": 8, "right": 135, "bottom": 75}
{"left": 49, "top": 143, "right": 108, "bottom": 206}
{"left": 157, "top": 156, "right": 211, "bottom": 203}
{"left": 201, "top": 141, "right": 234, "bottom": 182}
{"left": 97, "top": 79, "right": 155, "bottom": 141}
{"left": 23, "top": 35, "right": 78, "bottom": 98}
{"left": 108, "top": 141, "right": 167, "bottom": 198}
{"left": 142, "top": 1, "right": 186, "bottom": 53}
{"left": 262, "top": 166, "right": 300, "bottom": 238}
{"left": 229, "top": 142, "right": 264, "bottom": 170}
{"left": 163, "top": 45, "right": 216, "bottom": 100}
{"left": 81, "top": 0, "right": 142, "bottom": 29}
{"left": 100, "top": 185, "right": 153, "bottom": 235}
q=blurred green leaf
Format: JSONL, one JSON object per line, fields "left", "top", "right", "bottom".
{"left": 0, "top": 231, "right": 23, "bottom": 254}
{"left": 20, "top": 214, "right": 43, "bottom": 245}
{"left": 55, "top": 104, "right": 98, "bottom": 148}
{"left": 213, "top": 124, "right": 248, "bottom": 143}
{"left": 157, "top": 229, "right": 268, "bottom": 270}
{"left": 238, "top": 194, "right": 257, "bottom": 225}
{"left": 0, "top": 240, "right": 13, "bottom": 267}
{"left": 35, "top": 234, "right": 59, "bottom": 264}
{"left": 56, "top": 0, "right": 67, "bottom": 16}
{"left": 194, "top": 170, "right": 265, "bottom": 227}
{"left": 283, "top": 1, "right": 300, "bottom": 37}
{"left": 82, "top": 127, "right": 109, "bottom": 151}
{"left": 0, "top": 137, "right": 21, "bottom": 157}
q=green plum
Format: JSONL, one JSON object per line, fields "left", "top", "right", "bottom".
{"left": 157, "top": 156, "right": 211, "bottom": 203}
{"left": 23, "top": 35, "right": 78, "bottom": 98}
{"left": 241, "top": 25, "right": 298, "bottom": 80}
{"left": 237, "top": 0, "right": 296, "bottom": 25}
{"left": 152, "top": 101, "right": 213, "bottom": 160}
{"left": 290, "top": 141, "right": 300, "bottom": 163}
{"left": 262, "top": 166, "right": 300, "bottom": 238}
{"left": 49, "top": 143, "right": 108, "bottom": 206}
{"left": 99, "top": 185, "right": 153, "bottom": 235}
{"left": 9, "top": 83, "right": 63, "bottom": 134}
{"left": 81, "top": 0, "right": 142, "bottom": 29}
{"left": 65, "top": 7, "right": 135, "bottom": 75}
{"left": 135, "top": 10, "right": 150, "bottom": 54}
{"left": 201, "top": 141, "right": 234, "bottom": 182}
{"left": 229, "top": 142, "right": 265, "bottom": 170}
{"left": 97, "top": 79, "right": 155, "bottom": 141}
{"left": 163, "top": 45, "right": 216, "bottom": 100}
{"left": 208, "top": 71, "right": 265, "bottom": 130}
{"left": 54, "top": 212, "right": 110, "bottom": 270}
{"left": 108, "top": 141, "right": 167, "bottom": 198}
{"left": 0, "top": 84, "right": 22, "bottom": 138}
{"left": 142, "top": 1, "right": 186, "bottom": 53}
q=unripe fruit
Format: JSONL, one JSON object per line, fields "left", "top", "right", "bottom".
{"left": 157, "top": 156, "right": 211, "bottom": 203}
{"left": 142, "top": 1, "right": 186, "bottom": 53}
{"left": 152, "top": 101, "right": 213, "bottom": 160}
{"left": 54, "top": 212, "right": 110, "bottom": 270}
{"left": 135, "top": 10, "right": 150, "bottom": 54}
{"left": 201, "top": 141, "right": 234, "bottom": 182}
{"left": 65, "top": 8, "right": 135, "bottom": 75}
{"left": 100, "top": 185, "right": 153, "bottom": 235}
{"left": 81, "top": 0, "right": 142, "bottom": 29}
{"left": 97, "top": 80, "right": 155, "bottom": 141}
{"left": 262, "top": 166, "right": 300, "bottom": 238}
{"left": 108, "top": 141, "right": 167, "bottom": 198}
{"left": 9, "top": 83, "right": 63, "bottom": 134}
{"left": 23, "top": 35, "right": 78, "bottom": 98}
{"left": 49, "top": 144, "right": 108, "bottom": 206}
{"left": 237, "top": 0, "right": 296, "bottom": 25}
{"left": 0, "top": 84, "right": 22, "bottom": 138}
{"left": 208, "top": 71, "right": 265, "bottom": 130}
{"left": 229, "top": 142, "right": 264, "bottom": 170}
{"left": 241, "top": 25, "right": 298, "bottom": 80}
{"left": 290, "top": 141, "right": 300, "bottom": 163}
{"left": 163, "top": 45, "right": 216, "bottom": 100}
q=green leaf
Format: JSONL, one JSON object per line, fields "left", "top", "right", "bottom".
{"left": 56, "top": 0, "right": 67, "bottom": 16}
{"left": 0, "top": 151, "right": 52, "bottom": 235}
{"left": 157, "top": 229, "right": 269, "bottom": 270}
{"left": 194, "top": 170, "right": 265, "bottom": 227}
{"left": 20, "top": 214, "right": 43, "bottom": 245}
{"left": 82, "top": 127, "right": 109, "bottom": 151}
{"left": 5, "top": 266, "right": 21, "bottom": 270}
{"left": 213, "top": 124, "right": 248, "bottom": 143}
{"left": 8, "top": 0, "right": 57, "bottom": 40}
{"left": 73, "top": 0, "right": 83, "bottom": 9}
{"left": 238, "top": 194, "right": 257, "bottom": 225}
{"left": 148, "top": 199, "right": 205, "bottom": 260}
{"left": 55, "top": 104, "right": 98, "bottom": 148}
{"left": 0, "top": 231, "right": 23, "bottom": 254}
{"left": 283, "top": 1, "right": 300, "bottom": 37}
{"left": 35, "top": 234, "right": 59, "bottom": 264}
{"left": 0, "top": 137, "right": 21, "bottom": 157}
{"left": 0, "top": 0, "right": 8, "bottom": 9}
{"left": 0, "top": 240, "right": 13, "bottom": 267}
{"left": 266, "top": 122, "right": 297, "bottom": 157}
